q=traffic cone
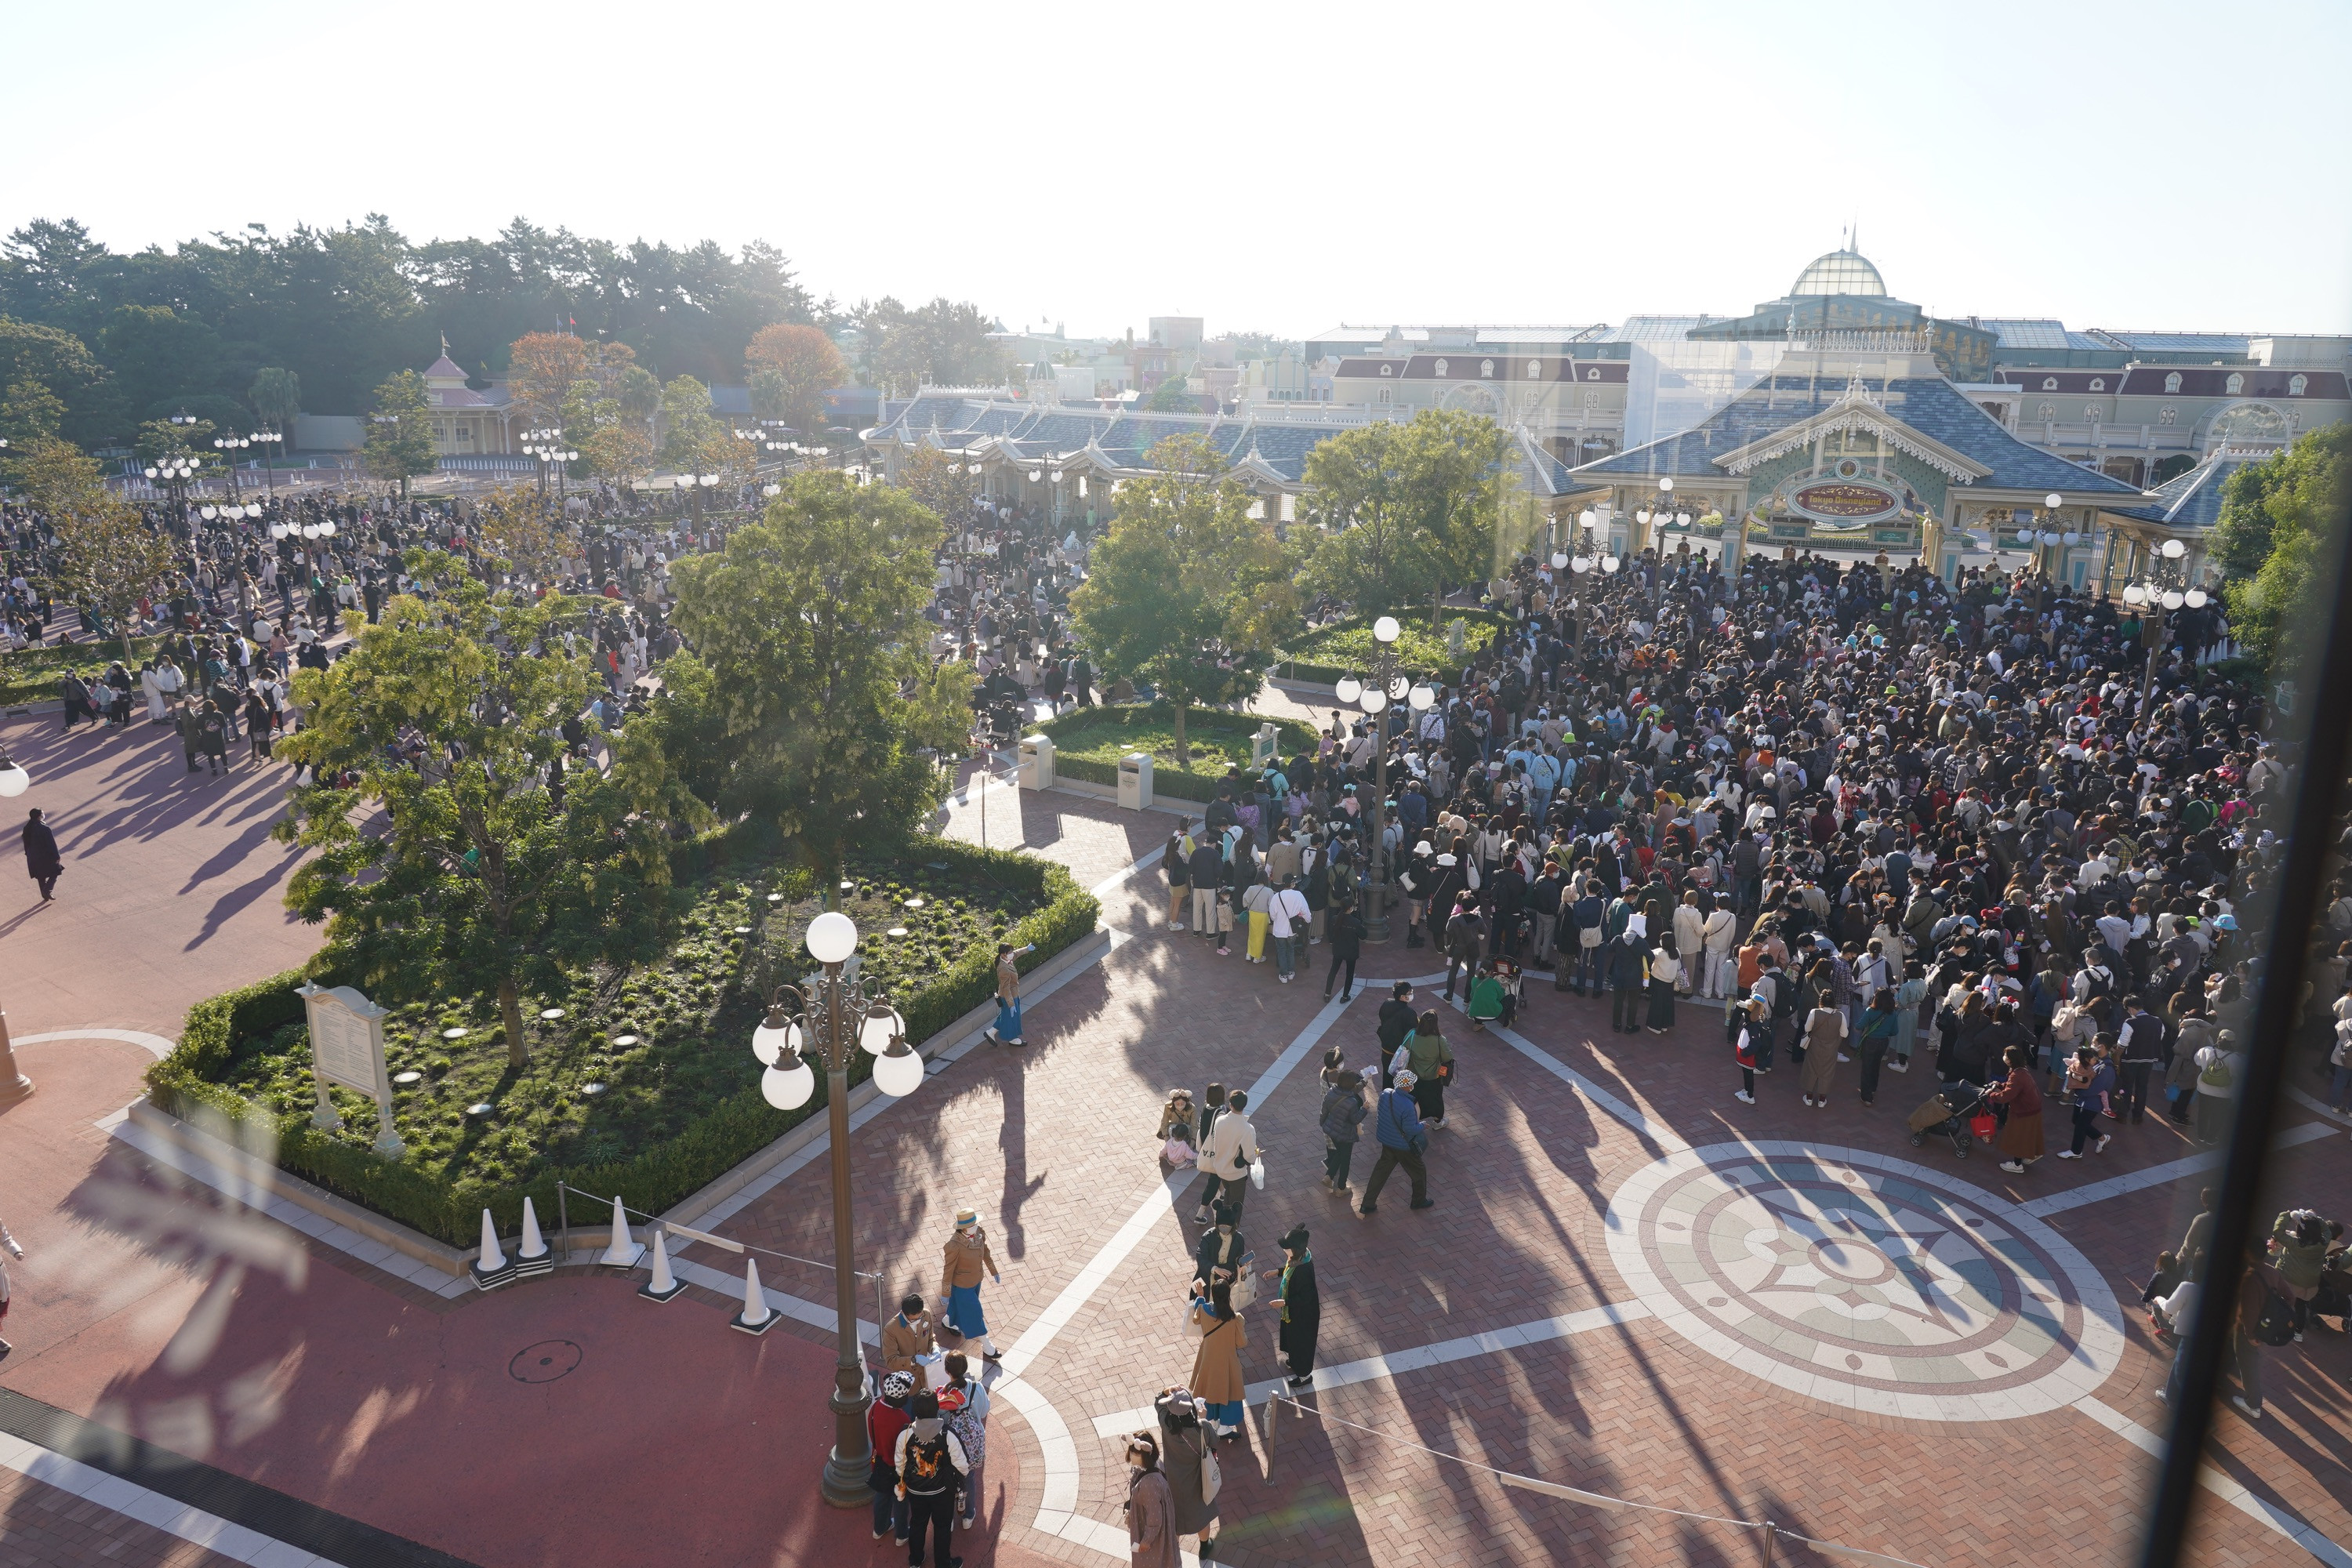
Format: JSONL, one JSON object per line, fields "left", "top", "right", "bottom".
{"left": 469, "top": 1208, "right": 514, "bottom": 1290}
{"left": 514, "top": 1196, "right": 552, "bottom": 1277}
{"left": 729, "top": 1257, "right": 776, "bottom": 1334}
{"left": 639, "top": 1228, "right": 686, "bottom": 1303}
{"left": 597, "top": 1194, "right": 644, "bottom": 1269}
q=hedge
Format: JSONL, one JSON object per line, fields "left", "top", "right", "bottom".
{"left": 1276, "top": 608, "right": 1511, "bottom": 684}
{"left": 143, "top": 840, "right": 1098, "bottom": 1247}
{"left": 1040, "top": 704, "right": 1317, "bottom": 803}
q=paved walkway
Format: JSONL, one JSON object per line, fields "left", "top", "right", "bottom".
{"left": 2, "top": 731, "right": 2347, "bottom": 1567}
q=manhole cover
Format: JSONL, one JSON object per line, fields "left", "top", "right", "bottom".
{"left": 509, "top": 1340, "right": 583, "bottom": 1384}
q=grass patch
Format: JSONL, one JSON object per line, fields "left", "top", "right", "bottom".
{"left": 145, "top": 833, "right": 1098, "bottom": 1245}
{"left": 1039, "top": 703, "right": 1318, "bottom": 801}
{"left": 1278, "top": 610, "right": 1508, "bottom": 683}
{"left": 1, "top": 637, "right": 166, "bottom": 706}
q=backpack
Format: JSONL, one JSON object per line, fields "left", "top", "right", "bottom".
{"left": 2199, "top": 1052, "right": 2234, "bottom": 1090}
{"left": 2080, "top": 966, "right": 2114, "bottom": 1004}
{"left": 2250, "top": 1288, "right": 2297, "bottom": 1347}
{"left": 1768, "top": 975, "right": 1798, "bottom": 1019}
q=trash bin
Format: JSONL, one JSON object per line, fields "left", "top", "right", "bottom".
{"left": 1250, "top": 722, "right": 1279, "bottom": 769}
{"left": 1018, "top": 734, "right": 1054, "bottom": 790}
{"left": 1118, "top": 752, "right": 1153, "bottom": 810}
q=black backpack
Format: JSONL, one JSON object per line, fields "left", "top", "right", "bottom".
{"left": 2250, "top": 1288, "right": 2297, "bottom": 1348}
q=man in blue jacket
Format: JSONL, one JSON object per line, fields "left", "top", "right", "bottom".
{"left": 1359, "top": 1071, "right": 1434, "bottom": 1216}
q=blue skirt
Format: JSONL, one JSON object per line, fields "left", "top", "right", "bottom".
{"left": 946, "top": 1282, "right": 987, "bottom": 1338}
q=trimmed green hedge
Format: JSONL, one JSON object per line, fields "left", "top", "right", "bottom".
{"left": 1040, "top": 704, "right": 1317, "bottom": 803}
{"left": 1276, "top": 608, "right": 1510, "bottom": 684}
{"left": 143, "top": 838, "right": 1098, "bottom": 1247}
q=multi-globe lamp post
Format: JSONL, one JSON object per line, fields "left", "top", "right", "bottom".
{"left": 1333, "top": 615, "right": 1436, "bottom": 942}
{"left": 2120, "top": 538, "right": 2204, "bottom": 709}
{"left": 2016, "top": 492, "right": 2083, "bottom": 579}
{"left": 750, "top": 909, "right": 926, "bottom": 1506}
{"left": 144, "top": 452, "right": 199, "bottom": 510}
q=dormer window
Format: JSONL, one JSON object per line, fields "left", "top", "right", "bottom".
{"left": 1434, "top": 359, "right": 1448, "bottom": 376}
{"left": 1480, "top": 359, "right": 1495, "bottom": 378}
{"left": 2042, "top": 377, "right": 2059, "bottom": 390}
{"left": 2225, "top": 372, "right": 2245, "bottom": 394}
{"left": 1587, "top": 368, "right": 1601, "bottom": 381}
{"left": 2164, "top": 372, "right": 2182, "bottom": 394}
{"left": 2089, "top": 378, "right": 2105, "bottom": 391}
{"left": 1526, "top": 360, "right": 1542, "bottom": 379}
{"left": 2288, "top": 374, "right": 2308, "bottom": 396}
{"left": 1380, "top": 363, "right": 1393, "bottom": 376}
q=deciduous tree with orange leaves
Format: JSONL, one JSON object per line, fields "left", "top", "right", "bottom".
{"left": 745, "top": 322, "right": 847, "bottom": 434}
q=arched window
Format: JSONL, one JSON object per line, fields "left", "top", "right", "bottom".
{"left": 2288, "top": 374, "right": 2308, "bottom": 396}
{"left": 1587, "top": 368, "right": 1602, "bottom": 381}
{"left": 2038, "top": 402, "right": 2056, "bottom": 419}
{"left": 2158, "top": 406, "right": 2177, "bottom": 425}
{"left": 2042, "top": 377, "right": 2059, "bottom": 390}
{"left": 1480, "top": 359, "right": 1495, "bottom": 378}
{"left": 1434, "top": 359, "right": 1448, "bottom": 376}
{"left": 2084, "top": 405, "right": 2103, "bottom": 423}
{"left": 1526, "top": 359, "right": 1542, "bottom": 379}
{"left": 2089, "top": 378, "right": 2106, "bottom": 392}
{"left": 2164, "top": 372, "right": 2182, "bottom": 394}
{"left": 2225, "top": 372, "right": 2245, "bottom": 394}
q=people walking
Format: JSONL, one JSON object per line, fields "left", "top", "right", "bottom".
{"left": 1321, "top": 896, "right": 1364, "bottom": 1001}
{"left": 1193, "top": 1088, "right": 1259, "bottom": 1225}
{"left": 1185, "top": 1275, "right": 1247, "bottom": 1440}
{"left": 938, "top": 1210, "right": 1002, "bottom": 1361}
{"left": 985, "top": 941, "right": 1034, "bottom": 1047}
{"left": 20, "top": 808, "right": 60, "bottom": 902}
{"left": 1123, "top": 1432, "right": 1180, "bottom": 1568}
{"left": 1359, "top": 1070, "right": 1432, "bottom": 1215}
{"left": 1390, "top": 1011, "right": 1453, "bottom": 1130}
{"left": 1986, "top": 1044, "right": 2045, "bottom": 1175}
{"left": 1319, "top": 1067, "right": 1367, "bottom": 1196}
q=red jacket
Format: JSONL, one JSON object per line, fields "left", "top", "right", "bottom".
{"left": 867, "top": 1398, "right": 912, "bottom": 1472}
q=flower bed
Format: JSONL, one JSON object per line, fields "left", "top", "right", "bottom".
{"left": 1276, "top": 609, "right": 1508, "bottom": 684}
{"left": 142, "top": 833, "right": 1098, "bottom": 1246}
{"left": 1039, "top": 703, "right": 1318, "bottom": 802}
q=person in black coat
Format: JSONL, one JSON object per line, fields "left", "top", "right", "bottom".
{"left": 21, "top": 809, "right": 61, "bottom": 902}
{"left": 1376, "top": 982, "right": 1417, "bottom": 1087}
{"left": 1264, "top": 1225, "right": 1319, "bottom": 1388}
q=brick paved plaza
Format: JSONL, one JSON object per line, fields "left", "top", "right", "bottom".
{"left": 2, "top": 716, "right": 2347, "bottom": 1568}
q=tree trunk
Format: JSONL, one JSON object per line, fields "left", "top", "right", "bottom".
{"left": 1172, "top": 703, "right": 1189, "bottom": 768}
{"left": 1432, "top": 584, "right": 1443, "bottom": 631}
{"left": 499, "top": 978, "right": 527, "bottom": 1069}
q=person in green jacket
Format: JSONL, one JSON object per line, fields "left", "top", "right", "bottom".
{"left": 2271, "top": 1209, "right": 2332, "bottom": 1341}
{"left": 1389, "top": 1011, "right": 1454, "bottom": 1129}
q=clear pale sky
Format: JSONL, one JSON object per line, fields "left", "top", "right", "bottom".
{"left": 10, "top": 0, "right": 2349, "bottom": 341}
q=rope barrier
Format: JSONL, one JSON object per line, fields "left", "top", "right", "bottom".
{"left": 1269, "top": 1396, "right": 1928, "bottom": 1567}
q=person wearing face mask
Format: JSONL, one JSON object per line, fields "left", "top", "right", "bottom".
{"left": 1123, "top": 1431, "right": 1180, "bottom": 1568}
{"left": 938, "top": 1209, "right": 1003, "bottom": 1362}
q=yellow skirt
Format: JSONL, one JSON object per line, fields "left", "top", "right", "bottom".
{"left": 1248, "top": 911, "right": 1269, "bottom": 960}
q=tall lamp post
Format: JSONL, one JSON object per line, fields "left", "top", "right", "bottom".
{"left": 2120, "top": 538, "right": 2203, "bottom": 710}
{"left": 212, "top": 433, "right": 252, "bottom": 500}
{"left": 1333, "top": 615, "right": 1435, "bottom": 942}
{"left": 751, "top": 909, "right": 927, "bottom": 1507}
{"left": 253, "top": 427, "right": 285, "bottom": 499}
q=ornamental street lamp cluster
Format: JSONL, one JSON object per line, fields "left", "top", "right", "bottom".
{"left": 2121, "top": 536, "right": 2207, "bottom": 708}
{"left": 748, "top": 909, "right": 924, "bottom": 1506}
{"left": 1332, "top": 615, "right": 1437, "bottom": 942}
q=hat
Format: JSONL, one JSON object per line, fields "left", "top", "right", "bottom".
{"left": 1394, "top": 1069, "right": 1418, "bottom": 1088}
{"left": 882, "top": 1371, "right": 915, "bottom": 1399}
{"left": 1279, "top": 1225, "right": 1311, "bottom": 1251}
{"left": 1435, "top": 853, "right": 1458, "bottom": 866}
{"left": 954, "top": 1208, "right": 979, "bottom": 1229}
{"left": 910, "top": 1392, "right": 940, "bottom": 1420}
{"left": 1414, "top": 840, "right": 1435, "bottom": 855}
{"left": 2215, "top": 915, "right": 2237, "bottom": 931}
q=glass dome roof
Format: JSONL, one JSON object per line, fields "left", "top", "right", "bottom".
{"left": 1789, "top": 249, "right": 1887, "bottom": 297}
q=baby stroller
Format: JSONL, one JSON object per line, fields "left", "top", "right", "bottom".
{"left": 1907, "top": 1084, "right": 1994, "bottom": 1160}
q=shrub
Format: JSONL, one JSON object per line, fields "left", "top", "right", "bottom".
{"left": 1277, "top": 609, "right": 1508, "bottom": 684}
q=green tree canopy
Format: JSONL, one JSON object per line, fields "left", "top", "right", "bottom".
{"left": 668, "top": 471, "right": 969, "bottom": 887}
{"left": 274, "top": 569, "right": 675, "bottom": 1065}
{"left": 0, "top": 314, "right": 115, "bottom": 446}
{"left": 854, "top": 296, "right": 1005, "bottom": 395}
{"left": 659, "top": 374, "right": 724, "bottom": 474}
{"left": 249, "top": 365, "right": 300, "bottom": 431}
{"left": 25, "top": 435, "right": 178, "bottom": 661}
{"left": 1300, "top": 408, "right": 1516, "bottom": 622}
{"left": 1142, "top": 376, "right": 1199, "bottom": 413}
{"left": 362, "top": 368, "right": 438, "bottom": 495}
{"left": 2216, "top": 423, "right": 2352, "bottom": 674}
{"left": 1069, "top": 435, "right": 1300, "bottom": 764}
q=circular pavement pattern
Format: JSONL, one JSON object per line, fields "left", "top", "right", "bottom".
{"left": 1606, "top": 1142, "right": 2125, "bottom": 1422}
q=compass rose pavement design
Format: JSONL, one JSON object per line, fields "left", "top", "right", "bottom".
{"left": 1606, "top": 1142, "right": 2128, "bottom": 1423}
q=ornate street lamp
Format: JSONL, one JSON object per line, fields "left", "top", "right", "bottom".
{"left": 750, "top": 910, "right": 924, "bottom": 1506}
{"left": 1334, "top": 615, "right": 1435, "bottom": 942}
{"left": 2121, "top": 538, "right": 2202, "bottom": 708}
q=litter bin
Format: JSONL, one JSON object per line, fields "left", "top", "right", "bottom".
{"left": 1250, "top": 722, "right": 1279, "bottom": 769}
{"left": 1118, "top": 752, "right": 1153, "bottom": 810}
{"left": 1018, "top": 734, "right": 1054, "bottom": 790}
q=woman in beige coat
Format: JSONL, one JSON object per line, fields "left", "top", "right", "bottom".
{"left": 1186, "top": 1276, "right": 1247, "bottom": 1439}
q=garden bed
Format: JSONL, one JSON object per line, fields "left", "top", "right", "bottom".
{"left": 1039, "top": 703, "right": 1318, "bottom": 802}
{"left": 1276, "top": 608, "right": 1508, "bottom": 684}
{"left": 143, "top": 833, "right": 1098, "bottom": 1246}
{"left": 1, "top": 637, "right": 165, "bottom": 706}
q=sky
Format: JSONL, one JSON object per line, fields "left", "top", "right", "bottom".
{"left": 8, "top": 0, "right": 2350, "bottom": 343}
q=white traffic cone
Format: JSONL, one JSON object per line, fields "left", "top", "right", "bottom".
{"left": 729, "top": 1256, "right": 776, "bottom": 1334}
{"left": 469, "top": 1208, "right": 514, "bottom": 1290}
{"left": 514, "top": 1196, "right": 552, "bottom": 1276}
{"left": 597, "top": 1194, "right": 644, "bottom": 1269}
{"left": 639, "top": 1228, "right": 686, "bottom": 1303}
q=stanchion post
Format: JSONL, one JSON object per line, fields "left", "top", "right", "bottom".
{"left": 557, "top": 1183, "right": 570, "bottom": 1265}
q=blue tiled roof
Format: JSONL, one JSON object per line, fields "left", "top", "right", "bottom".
{"left": 2105, "top": 453, "right": 2256, "bottom": 531}
{"left": 1566, "top": 376, "right": 2142, "bottom": 495}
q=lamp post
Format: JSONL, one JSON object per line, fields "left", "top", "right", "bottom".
{"left": 751, "top": 909, "right": 925, "bottom": 1506}
{"left": 212, "top": 433, "right": 252, "bottom": 500}
{"left": 521, "top": 428, "right": 569, "bottom": 506}
{"left": 2121, "top": 539, "right": 2201, "bottom": 711}
{"left": 252, "top": 429, "right": 285, "bottom": 499}
{"left": 1334, "top": 615, "right": 1436, "bottom": 942}
{"left": 143, "top": 452, "right": 199, "bottom": 510}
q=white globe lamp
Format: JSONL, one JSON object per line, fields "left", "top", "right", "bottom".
{"left": 872, "top": 1042, "right": 924, "bottom": 1097}
{"left": 807, "top": 910, "right": 857, "bottom": 965}
{"left": 761, "top": 1060, "right": 816, "bottom": 1109}
{"left": 1371, "top": 615, "right": 1400, "bottom": 645}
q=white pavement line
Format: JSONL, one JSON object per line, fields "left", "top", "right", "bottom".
{"left": 1087, "top": 1299, "right": 1655, "bottom": 1436}
{"left": 16, "top": 1027, "right": 176, "bottom": 1059}
{"left": 2288, "top": 1086, "right": 2352, "bottom": 1129}
{"left": 665, "top": 1256, "right": 880, "bottom": 1344}
{"left": 2019, "top": 1122, "right": 2337, "bottom": 1218}
{"left": 0, "top": 1430, "right": 348, "bottom": 1568}
{"left": 2074, "top": 1396, "right": 2352, "bottom": 1567}
{"left": 1431, "top": 993, "right": 1691, "bottom": 1153}
{"left": 103, "top": 1115, "right": 468, "bottom": 1298}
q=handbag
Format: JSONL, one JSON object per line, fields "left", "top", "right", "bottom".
{"left": 1199, "top": 1433, "right": 1222, "bottom": 1503}
{"left": 1969, "top": 1111, "right": 1999, "bottom": 1140}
